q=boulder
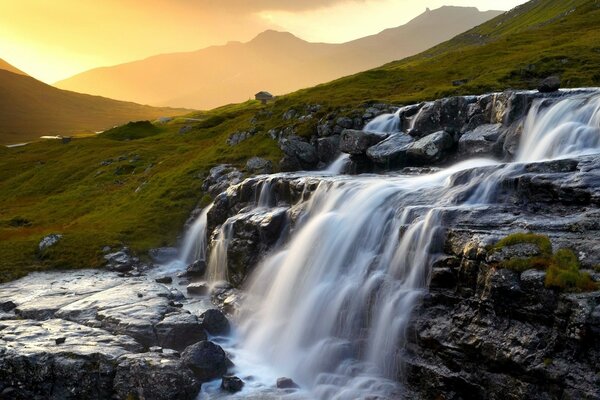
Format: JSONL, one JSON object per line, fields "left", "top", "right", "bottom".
{"left": 155, "top": 312, "right": 207, "bottom": 351}
{"left": 202, "top": 165, "right": 243, "bottom": 197}
{"left": 538, "top": 76, "right": 561, "bottom": 93}
{"left": 339, "top": 129, "right": 388, "bottom": 155}
{"left": 155, "top": 276, "right": 173, "bottom": 284}
{"left": 221, "top": 375, "right": 244, "bottom": 393}
{"left": 38, "top": 234, "right": 62, "bottom": 252}
{"left": 279, "top": 136, "right": 318, "bottom": 171}
{"left": 186, "top": 260, "right": 207, "bottom": 277}
{"left": 316, "top": 135, "right": 341, "bottom": 163}
{"left": 246, "top": 157, "right": 273, "bottom": 174}
{"left": 113, "top": 353, "right": 199, "bottom": 400}
{"left": 198, "top": 309, "right": 230, "bottom": 336}
{"left": 104, "top": 247, "right": 139, "bottom": 273}
{"left": 458, "top": 124, "right": 505, "bottom": 157}
{"left": 181, "top": 341, "right": 229, "bottom": 383}
{"left": 276, "top": 377, "right": 300, "bottom": 389}
{"left": 406, "top": 131, "right": 454, "bottom": 164}
{"left": 366, "top": 133, "right": 414, "bottom": 166}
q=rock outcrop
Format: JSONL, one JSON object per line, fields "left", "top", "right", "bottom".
{"left": 0, "top": 270, "right": 234, "bottom": 399}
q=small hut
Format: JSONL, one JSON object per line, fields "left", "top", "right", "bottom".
{"left": 255, "top": 91, "right": 274, "bottom": 105}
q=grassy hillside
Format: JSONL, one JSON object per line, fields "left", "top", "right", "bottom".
{"left": 1, "top": 0, "right": 600, "bottom": 282}
{"left": 0, "top": 69, "right": 189, "bottom": 144}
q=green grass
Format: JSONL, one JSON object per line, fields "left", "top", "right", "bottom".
{"left": 2, "top": 0, "right": 600, "bottom": 281}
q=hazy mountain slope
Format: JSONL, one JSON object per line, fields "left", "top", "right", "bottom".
{"left": 0, "top": 58, "right": 28, "bottom": 76}
{"left": 55, "top": 6, "right": 502, "bottom": 109}
{"left": 0, "top": 69, "right": 189, "bottom": 144}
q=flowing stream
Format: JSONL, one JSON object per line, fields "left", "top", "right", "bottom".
{"left": 181, "top": 93, "right": 600, "bottom": 399}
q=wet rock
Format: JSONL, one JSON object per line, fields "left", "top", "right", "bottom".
{"left": 155, "top": 276, "right": 173, "bottom": 284}
{"left": 113, "top": 353, "right": 199, "bottom": 400}
{"left": 538, "top": 76, "right": 561, "bottom": 93}
{"left": 181, "top": 341, "right": 229, "bottom": 383}
{"left": 316, "top": 135, "right": 341, "bottom": 164}
{"left": 0, "top": 301, "right": 16, "bottom": 312}
{"left": 366, "top": 133, "right": 414, "bottom": 166}
{"left": 38, "top": 234, "right": 62, "bottom": 252}
{"left": 246, "top": 157, "right": 273, "bottom": 174}
{"left": 155, "top": 312, "right": 207, "bottom": 352}
{"left": 199, "top": 309, "right": 230, "bottom": 336}
{"left": 148, "top": 247, "right": 178, "bottom": 264}
{"left": 186, "top": 260, "right": 207, "bottom": 277}
{"left": 279, "top": 136, "right": 318, "bottom": 171}
{"left": 221, "top": 375, "right": 244, "bottom": 393}
{"left": 104, "top": 247, "right": 139, "bottom": 273}
{"left": 276, "top": 377, "right": 300, "bottom": 389}
{"left": 187, "top": 282, "right": 209, "bottom": 296}
{"left": 0, "top": 319, "right": 141, "bottom": 399}
{"left": 458, "top": 123, "right": 505, "bottom": 157}
{"left": 406, "top": 131, "right": 454, "bottom": 164}
{"left": 339, "top": 129, "right": 388, "bottom": 155}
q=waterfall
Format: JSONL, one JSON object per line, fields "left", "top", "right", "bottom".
{"left": 189, "top": 93, "right": 600, "bottom": 399}
{"left": 179, "top": 207, "right": 209, "bottom": 264}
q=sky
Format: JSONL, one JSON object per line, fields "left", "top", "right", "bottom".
{"left": 0, "top": 0, "right": 527, "bottom": 84}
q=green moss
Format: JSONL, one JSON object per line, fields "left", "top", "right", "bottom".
{"left": 493, "top": 232, "right": 553, "bottom": 256}
{"left": 545, "top": 249, "right": 598, "bottom": 292}
{"left": 492, "top": 234, "right": 598, "bottom": 293}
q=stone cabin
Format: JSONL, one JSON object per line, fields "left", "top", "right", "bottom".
{"left": 255, "top": 91, "right": 274, "bottom": 104}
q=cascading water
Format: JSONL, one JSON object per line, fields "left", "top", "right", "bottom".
{"left": 189, "top": 93, "right": 600, "bottom": 399}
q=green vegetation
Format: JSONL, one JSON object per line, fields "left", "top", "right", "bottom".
{"left": 101, "top": 121, "right": 162, "bottom": 141}
{"left": 491, "top": 233, "right": 598, "bottom": 292}
{"left": 545, "top": 249, "right": 598, "bottom": 292}
{"left": 2, "top": 0, "right": 600, "bottom": 281}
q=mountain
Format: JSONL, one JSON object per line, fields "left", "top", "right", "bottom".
{"left": 55, "top": 6, "right": 502, "bottom": 109}
{"left": 0, "top": 58, "right": 28, "bottom": 76}
{"left": 0, "top": 67, "right": 189, "bottom": 144}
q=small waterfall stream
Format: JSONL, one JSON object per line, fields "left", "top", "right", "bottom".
{"left": 178, "top": 93, "right": 600, "bottom": 399}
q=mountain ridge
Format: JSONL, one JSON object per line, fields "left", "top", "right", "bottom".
{"left": 0, "top": 69, "right": 189, "bottom": 144}
{"left": 55, "top": 6, "right": 503, "bottom": 109}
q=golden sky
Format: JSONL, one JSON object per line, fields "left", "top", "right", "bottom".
{"left": 0, "top": 0, "right": 527, "bottom": 84}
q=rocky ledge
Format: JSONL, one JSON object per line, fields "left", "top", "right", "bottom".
{"left": 0, "top": 270, "right": 233, "bottom": 399}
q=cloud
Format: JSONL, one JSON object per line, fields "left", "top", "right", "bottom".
{"left": 188, "top": 0, "right": 368, "bottom": 13}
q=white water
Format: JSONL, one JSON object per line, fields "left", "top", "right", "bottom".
{"left": 183, "top": 93, "right": 600, "bottom": 399}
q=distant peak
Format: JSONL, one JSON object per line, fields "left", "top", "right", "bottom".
{"left": 250, "top": 30, "right": 303, "bottom": 44}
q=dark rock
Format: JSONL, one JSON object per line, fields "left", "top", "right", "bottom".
{"left": 181, "top": 341, "right": 229, "bottom": 383}
{"left": 458, "top": 123, "right": 505, "bottom": 157}
{"left": 538, "top": 76, "right": 561, "bottom": 93}
{"left": 113, "top": 353, "right": 199, "bottom": 400}
{"left": 406, "top": 131, "right": 454, "bottom": 164}
{"left": 221, "top": 375, "right": 244, "bottom": 393}
{"left": 246, "top": 157, "right": 273, "bottom": 174}
{"left": 366, "top": 133, "right": 414, "bottom": 166}
{"left": 155, "top": 276, "right": 173, "bottom": 284}
{"left": 54, "top": 337, "right": 66, "bottom": 345}
{"left": 0, "top": 301, "right": 16, "bottom": 312}
{"left": 339, "top": 129, "right": 388, "bottom": 155}
{"left": 155, "top": 312, "right": 207, "bottom": 352}
{"left": 199, "top": 309, "right": 230, "bottom": 336}
{"left": 279, "top": 136, "right": 318, "bottom": 170}
{"left": 276, "top": 377, "right": 300, "bottom": 389}
{"left": 186, "top": 260, "right": 207, "bottom": 277}
{"left": 316, "top": 135, "right": 341, "bottom": 163}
